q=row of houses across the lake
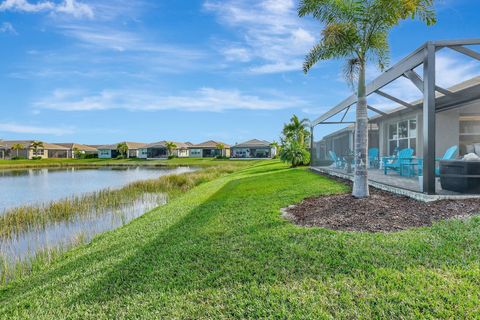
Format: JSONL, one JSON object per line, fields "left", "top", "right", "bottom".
{"left": 0, "top": 139, "right": 277, "bottom": 160}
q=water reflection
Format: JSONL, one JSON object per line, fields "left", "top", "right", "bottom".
{"left": 0, "top": 193, "right": 167, "bottom": 264}
{"left": 0, "top": 166, "right": 195, "bottom": 211}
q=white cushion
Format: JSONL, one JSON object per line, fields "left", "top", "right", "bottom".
{"left": 463, "top": 153, "right": 480, "bottom": 161}
{"left": 475, "top": 143, "right": 480, "bottom": 155}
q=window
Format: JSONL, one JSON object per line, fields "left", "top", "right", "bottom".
{"left": 459, "top": 114, "right": 480, "bottom": 154}
{"left": 33, "top": 149, "right": 44, "bottom": 156}
{"left": 388, "top": 119, "right": 417, "bottom": 155}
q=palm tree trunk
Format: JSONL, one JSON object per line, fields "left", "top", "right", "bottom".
{"left": 352, "top": 62, "right": 370, "bottom": 198}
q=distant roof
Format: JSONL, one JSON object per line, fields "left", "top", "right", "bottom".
{"left": 232, "top": 139, "right": 271, "bottom": 148}
{"left": 190, "top": 140, "right": 231, "bottom": 148}
{"left": 0, "top": 140, "right": 69, "bottom": 150}
{"left": 54, "top": 143, "right": 98, "bottom": 152}
{"left": 97, "top": 142, "right": 147, "bottom": 150}
{"left": 144, "top": 141, "right": 191, "bottom": 149}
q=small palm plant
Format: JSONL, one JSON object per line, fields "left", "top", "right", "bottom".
{"left": 73, "top": 147, "right": 82, "bottom": 159}
{"left": 165, "top": 142, "right": 177, "bottom": 157}
{"left": 270, "top": 141, "right": 280, "bottom": 158}
{"left": 11, "top": 143, "right": 25, "bottom": 158}
{"left": 299, "top": 0, "right": 435, "bottom": 198}
{"left": 216, "top": 143, "right": 225, "bottom": 157}
{"left": 30, "top": 141, "right": 44, "bottom": 158}
{"left": 280, "top": 140, "right": 310, "bottom": 168}
{"left": 116, "top": 142, "right": 128, "bottom": 158}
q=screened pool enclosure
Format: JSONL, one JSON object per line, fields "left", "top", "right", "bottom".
{"left": 310, "top": 39, "right": 480, "bottom": 197}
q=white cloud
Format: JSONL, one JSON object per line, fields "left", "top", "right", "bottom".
{"left": 55, "top": 0, "right": 93, "bottom": 19}
{"left": 0, "top": 122, "right": 74, "bottom": 135}
{"left": 0, "top": 0, "right": 54, "bottom": 12}
{"left": 0, "top": 0, "right": 93, "bottom": 18}
{"left": 204, "top": 0, "right": 317, "bottom": 74}
{"left": 435, "top": 53, "right": 480, "bottom": 88}
{"left": 35, "top": 87, "right": 307, "bottom": 112}
{"left": 0, "top": 22, "right": 16, "bottom": 34}
{"left": 222, "top": 46, "right": 252, "bottom": 62}
{"left": 59, "top": 25, "right": 207, "bottom": 59}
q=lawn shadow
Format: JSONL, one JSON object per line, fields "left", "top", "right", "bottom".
{"left": 60, "top": 167, "right": 480, "bottom": 309}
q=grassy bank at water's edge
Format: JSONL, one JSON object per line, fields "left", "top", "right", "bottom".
{"left": 0, "top": 161, "right": 257, "bottom": 283}
{"left": 0, "top": 157, "right": 263, "bottom": 169}
{"left": 1, "top": 161, "right": 480, "bottom": 318}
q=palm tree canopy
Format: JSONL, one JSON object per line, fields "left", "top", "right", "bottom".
{"left": 166, "top": 142, "right": 177, "bottom": 149}
{"left": 299, "top": 0, "right": 435, "bottom": 78}
{"left": 30, "top": 141, "right": 44, "bottom": 150}
{"left": 116, "top": 143, "right": 128, "bottom": 156}
{"left": 282, "top": 115, "right": 310, "bottom": 146}
{"left": 12, "top": 143, "right": 25, "bottom": 150}
{"left": 216, "top": 143, "right": 225, "bottom": 150}
{"left": 298, "top": 0, "right": 435, "bottom": 198}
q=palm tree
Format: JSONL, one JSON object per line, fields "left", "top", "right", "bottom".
{"left": 30, "top": 141, "right": 44, "bottom": 157}
{"left": 73, "top": 147, "right": 82, "bottom": 159}
{"left": 116, "top": 142, "right": 128, "bottom": 158}
{"left": 216, "top": 143, "right": 225, "bottom": 157}
{"left": 11, "top": 143, "right": 25, "bottom": 158}
{"left": 282, "top": 115, "right": 310, "bottom": 147}
{"left": 299, "top": 0, "right": 435, "bottom": 198}
{"left": 270, "top": 141, "right": 280, "bottom": 158}
{"left": 165, "top": 141, "right": 177, "bottom": 157}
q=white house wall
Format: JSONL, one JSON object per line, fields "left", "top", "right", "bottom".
{"left": 98, "top": 149, "right": 112, "bottom": 159}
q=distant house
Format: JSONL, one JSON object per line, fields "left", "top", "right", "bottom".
{"left": 54, "top": 143, "right": 99, "bottom": 158}
{"left": 189, "top": 140, "right": 231, "bottom": 158}
{"left": 0, "top": 140, "right": 70, "bottom": 159}
{"left": 231, "top": 139, "right": 276, "bottom": 158}
{"left": 97, "top": 142, "right": 147, "bottom": 159}
{"left": 139, "top": 141, "right": 192, "bottom": 159}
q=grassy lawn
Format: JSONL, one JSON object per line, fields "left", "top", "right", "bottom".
{"left": 1, "top": 161, "right": 479, "bottom": 318}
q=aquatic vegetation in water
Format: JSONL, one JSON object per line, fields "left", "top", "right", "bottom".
{"left": 0, "top": 164, "right": 240, "bottom": 285}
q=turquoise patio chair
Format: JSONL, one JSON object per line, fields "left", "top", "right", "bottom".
{"left": 328, "top": 151, "right": 344, "bottom": 169}
{"left": 418, "top": 145, "right": 458, "bottom": 176}
{"left": 383, "top": 148, "right": 414, "bottom": 175}
{"left": 368, "top": 148, "right": 379, "bottom": 168}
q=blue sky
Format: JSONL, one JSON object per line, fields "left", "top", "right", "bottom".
{"left": 0, "top": 0, "right": 479, "bottom": 145}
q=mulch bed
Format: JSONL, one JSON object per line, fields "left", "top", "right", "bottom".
{"left": 284, "top": 187, "right": 480, "bottom": 232}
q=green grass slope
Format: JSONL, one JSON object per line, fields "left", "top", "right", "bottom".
{"left": 1, "top": 162, "right": 479, "bottom": 319}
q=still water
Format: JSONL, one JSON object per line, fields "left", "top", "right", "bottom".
{"left": 0, "top": 166, "right": 195, "bottom": 211}
{"left": 0, "top": 166, "right": 197, "bottom": 271}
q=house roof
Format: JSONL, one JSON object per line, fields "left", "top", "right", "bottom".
{"left": 144, "top": 141, "right": 191, "bottom": 149}
{"left": 0, "top": 140, "right": 69, "bottom": 150}
{"left": 232, "top": 139, "right": 271, "bottom": 148}
{"left": 54, "top": 143, "right": 98, "bottom": 152}
{"left": 190, "top": 140, "right": 231, "bottom": 148}
{"left": 97, "top": 142, "right": 147, "bottom": 150}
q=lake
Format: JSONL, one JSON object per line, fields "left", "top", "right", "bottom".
{"left": 0, "top": 165, "right": 198, "bottom": 274}
{"left": 0, "top": 166, "right": 195, "bottom": 212}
